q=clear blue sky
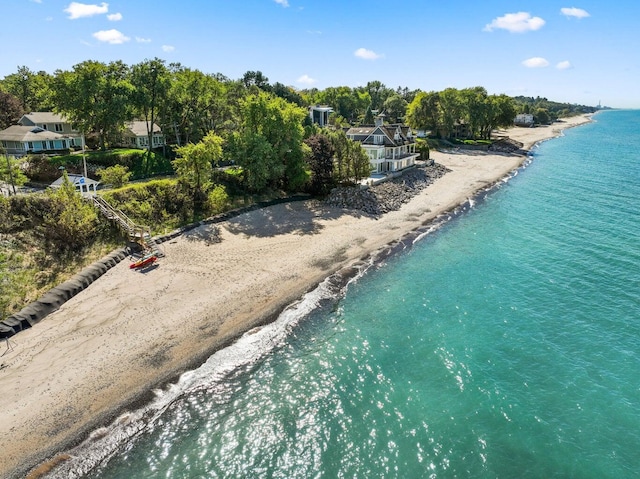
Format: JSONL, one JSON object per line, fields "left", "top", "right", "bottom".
{"left": 4, "top": 0, "right": 639, "bottom": 108}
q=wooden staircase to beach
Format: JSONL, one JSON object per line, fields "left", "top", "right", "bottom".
{"left": 91, "top": 196, "right": 164, "bottom": 257}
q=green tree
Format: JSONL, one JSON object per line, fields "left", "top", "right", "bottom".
{"left": 406, "top": 91, "right": 440, "bottom": 135}
{"left": 460, "top": 86, "right": 488, "bottom": 139}
{"left": 482, "top": 94, "right": 516, "bottom": 139}
{"left": 51, "top": 60, "right": 132, "bottom": 149}
{"left": 97, "top": 164, "right": 132, "bottom": 188}
{"left": 235, "top": 92, "right": 308, "bottom": 191}
{"left": 42, "top": 172, "right": 99, "bottom": 251}
{"left": 304, "top": 133, "right": 335, "bottom": 194}
{"left": 328, "top": 129, "right": 370, "bottom": 184}
{"left": 241, "top": 70, "right": 271, "bottom": 93}
{"left": 165, "top": 67, "right": 226, "bottom": 145}
{"left": 1, "top": 154, "right": 28, "bottom": 194}
{"left": 383, "top": 93, "right": 408, "bottom": 123}
{"left": 535, "top": 108, "right": 551, "bottom": 125}
{"left": 0, "top": 66, "right": 52, "bottom": 111}
{"left": 130, "top": 58, "right": 170, "bottom": 154}
{"left": 206, "top": 184, "right": 230, "bottom": 214}
{"left": 173, "top": 131, "right": 223, "bottom": 205}
{"left": 438, "top": 88, "right": 463, "bottom": 139}
{"left": 229, "top": 131, "right": 279, "bottom": 192}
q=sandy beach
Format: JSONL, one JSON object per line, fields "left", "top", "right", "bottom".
{"left": 0, "top": 116, "right": 592, "bottom": 478}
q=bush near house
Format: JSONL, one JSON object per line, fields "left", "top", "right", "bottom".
{"left": 25, "top": 149, "right": 174, "bottom": 183}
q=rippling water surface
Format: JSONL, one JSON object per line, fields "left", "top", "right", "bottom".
{"left": 76, "top": 110, "right": 640, "bottom": 478}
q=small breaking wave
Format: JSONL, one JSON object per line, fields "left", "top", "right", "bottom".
{"left": 40, "top": 264, "right": 374, "bottom": 478}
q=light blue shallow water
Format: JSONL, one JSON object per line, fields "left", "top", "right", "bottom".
{"left": 76, "top": 110, "right": 639, "bottom": 478}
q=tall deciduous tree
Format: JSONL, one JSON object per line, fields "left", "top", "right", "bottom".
{"left": 383, "top": 94, "right": 408, "bottom": 123}
{"left": 130, "top": 58, "right": 170, "bottom": 154}
{"left": 2, "top": 66, "right": 39, "bottom": 112}
{"left": 173, "top": 131, "right": 223, "bottom": 206}
{"left": 438, "top": 88, "right": 463, "bottom": 139}
{"left": 165, "top": 67, "right": 225, "bottom": 145}
{"left": 235, "top": 92, "right": 308, "bottom": 192}
{"left": 51, "top": 60, "right": 132, "bottom": 149}
{"left": 327, "top": 129, "right": 371, "bottom": 184}
{"left": 0, "top": 91, "right": 24, "bottom": 130}
{"left": 0, "top": 154, "right": 27, "bottom": 194}
{"left": 304, "top": 134, "right": 335, "bottom": 194}
{"left": 406, "top": 91, "right": 440, "bottom": 135}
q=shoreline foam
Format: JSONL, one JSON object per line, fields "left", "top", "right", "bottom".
{"left": 0, "top": 114, "right": 593, "bottom": 479}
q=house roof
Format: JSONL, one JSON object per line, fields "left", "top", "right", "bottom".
{"left": 0, "top": 125, "right": 67, "bottom": 142}
{"left": 50, "top": 174, "right": 100, "bottom": 188}
{"left": 345, "top": 124, "right": 414, "bottom": 148}
{"left": 124, "top": 121, "right": 162, "bottom": 137}
{"left": 19, "top": 112, "right": 69, "bottom": 125}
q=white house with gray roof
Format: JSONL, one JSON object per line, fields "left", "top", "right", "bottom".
{"left": 346, "top": 114, "right": 420, "bottom": 174}
{"left": 0, "top": 112, "right": 82, "bottom": 156}
{"left": 120, "top": 121, "right": 165, "bottom": 149}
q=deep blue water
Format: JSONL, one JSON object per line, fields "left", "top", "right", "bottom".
{"left": 66, "top": 110, "right": 640, "bottom": 478}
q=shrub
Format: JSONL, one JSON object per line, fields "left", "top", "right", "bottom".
{"left": 97, "top": 164, "right": 132, "bottom": 188}
{"left": 41, "top": 174, "right": 99, "bottom": 251}
{"left": 207, "top": 185, "right": 230, "bottom": 214}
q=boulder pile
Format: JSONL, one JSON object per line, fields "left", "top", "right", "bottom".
{"left": 325, "top": 164, "right": 450, "bottom": 216}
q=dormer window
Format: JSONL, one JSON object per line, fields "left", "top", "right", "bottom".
{"left": 374, "top": 134, "right": 384, "bottom": 144}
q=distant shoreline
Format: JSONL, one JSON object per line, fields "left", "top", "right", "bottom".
{"left": 0, "top": 114, "right": 593, "bottom": 479}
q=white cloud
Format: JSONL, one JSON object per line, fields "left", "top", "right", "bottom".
{"left": 162, "top": 45, "right": 175, "bottom": 52}
{"left": 31, "top": 0, "right": 43, "bottom": 3}
{"left": 484, "top": 12, "right": 545, "bottom": 33}
{"left": 65, "top": 2, "right": 109, "bottom": 19}
{"left": 561, "top": 7, "right": 590, "bottom": 19}
{"left": 136, "top": 37, "right": 152, "bottom": 43}
{"left": 556, "top": 60, "right": 572, "bottom": 70}
{"left": 296, "top": 74, "right": 317, "bottom": 85}
{"left": 354, "top": 47, "right": 383, "bottom": 60}
{"left": 92, "top": 29, "right": 130, "bottom": 44}
{"left": 107, "top": 12, "right": 122, "bottom": 21}
{"left": 522, "top": 57, "right": 550, "bottom": 68}
{"left": 274, "top": 0, "right": 289, "bottom": 6}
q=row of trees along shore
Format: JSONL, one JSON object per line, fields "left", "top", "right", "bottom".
{"left": 0, "top": 60, "right": 598, "bottom": 318}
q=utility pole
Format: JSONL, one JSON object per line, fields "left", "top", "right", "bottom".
{"left": 82, "top": 132, "right": 88, "bottom": 179}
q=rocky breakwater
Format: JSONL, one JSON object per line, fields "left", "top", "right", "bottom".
{"left": 325, "top": 163, "right": 451, "bottom": 216}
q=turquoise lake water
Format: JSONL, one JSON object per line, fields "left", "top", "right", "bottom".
{"left": 67, "top": 110, "right": 640, "bottom": 478}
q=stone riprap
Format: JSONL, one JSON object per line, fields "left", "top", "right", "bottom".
{"left": 325, "top": 164, "right": 451, "bottom": 216}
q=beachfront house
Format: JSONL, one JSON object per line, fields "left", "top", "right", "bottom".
{"left": 346, "top": 114, "right": 420, "bottom": 174}
{"left": 0, "top": 112, "right": 82, "bottom": 156}
{"left": 119, "top": 121, "right": 165, "bottom": 149}
{"left": 514, "top": 113, "right": 534, "bottom": 127}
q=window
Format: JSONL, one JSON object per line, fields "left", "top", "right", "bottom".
{"left": 41, "top": 141, "right": 47, "bottom": 149}
{"left": 28, "top": 141, "right": 33, "bottom": 149}
{"left": 40, "top": 124, "right": 47, "bottom": 130}
{"left": 48, "top": 141, "right": 55, "bottom": 150}
{"left": 55, "top": 123, "right": 63, "bottom": 132}
{"left": 374, "top": 135, "right": 384, "bottom": 144}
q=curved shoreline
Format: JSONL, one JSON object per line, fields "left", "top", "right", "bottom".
{"left": 0, "top": 115, "right": 593, "bottom": 479}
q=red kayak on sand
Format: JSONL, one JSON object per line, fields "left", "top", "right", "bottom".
{"left": 129, "top": 255, "right": 157, "bottom": 269}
